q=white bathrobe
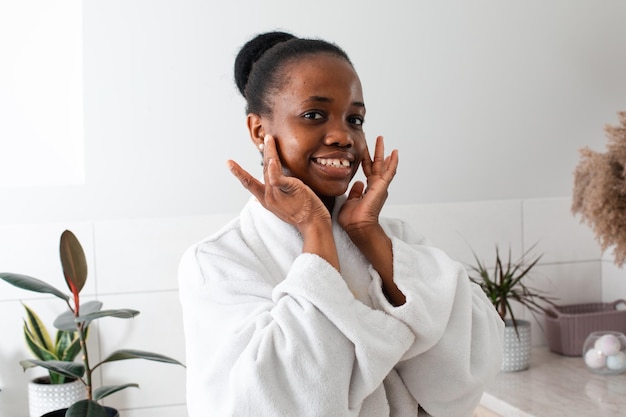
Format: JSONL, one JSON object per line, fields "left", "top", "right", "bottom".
{"left": 178, "top": 196, "right": 503, "bottom": 417}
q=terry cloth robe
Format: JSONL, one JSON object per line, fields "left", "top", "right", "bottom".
{"left": 178, "top": 196, "right": 504, "bottom": 417}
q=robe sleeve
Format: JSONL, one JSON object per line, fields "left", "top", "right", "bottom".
{"left": 368, "top": 219, "right": 504, "bottom": 417}
{"left": 178, "top": 228, "right": 415, "bottom": 417}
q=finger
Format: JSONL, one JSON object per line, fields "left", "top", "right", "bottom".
{"left": 266, "top": 157, "right": 294, "bottom": 192}
{"left": 367, "top": 136, "right": 385, "bottom": 178}
{"left": 262, "top": 135, "right": 284, "bottom": 186}
{"left": 372, "top": 136, "right": 386, "bottom": 173}
{"left": 347, "top": 181, "right": 365, "bottom": 200}
{"left": 227, "top": 159, "right": 265, "bottom": 200}
{"left": 263, "top": 135, "right": 292, "bottom": 192}
{"left": 361, "top": 141, "right": 373, "bottom": 178}
{"left": 381, "top": 149, "right": 399, "bottom": 182}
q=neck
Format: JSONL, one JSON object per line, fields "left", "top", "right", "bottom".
{"left": 320, "top": 195, "right": 336, "bottom": 215}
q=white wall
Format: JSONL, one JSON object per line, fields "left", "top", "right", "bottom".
{"left": 1, "top": 1, "right": 625, "bottom": 416}
{"left": 1, "top": 0, "right": 625, "bottom": 225}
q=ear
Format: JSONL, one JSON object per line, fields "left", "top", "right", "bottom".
{"left": 246, "top": 113, "right": 266, "bottom": 149}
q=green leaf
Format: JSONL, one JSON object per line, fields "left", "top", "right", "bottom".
{"left": 23, "top": 323, "right": 58, "bottom": 362}
{"left": 54, "top": 300, "right": 103, "bottom": 331}
{"left": 0, "top": 272, "right": 69, "bottom": 301}
{"left": 23, "top": 304, "right": 54, "bottom": 349}
{"left": 56, "top": 330, "right": 74, "bottom": 354}
{"left": 93, "top": 383, "right": 139, "bottom": 401}
{"left": 49, "top": 373, "right": 67, "bottom": 385}
{"left": 57, "top": 331, "right": 87, "bottom": 361}
{"left": 95, "top": 349, "right": 185, "bottom": 369}
{"left": 66, "top": 400, "right": 108, "bottom": 417}
{"left": 20, "top": 359, "right": 85, "bottom": 380}
{"left": 75, "top": 309, "right": 140, "bottom": 326}
{"left": 466, "top": 242, "right": 556, "bottom": 325}
{"left": 56, "top": 330, "right": 82, "bottom": 362}
{"left": 60, "top": 230, "right": 88, "bottom": 294}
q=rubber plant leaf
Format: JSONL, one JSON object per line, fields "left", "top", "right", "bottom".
{"left": 54, "top": 300, "right": 103, "bottom": 331}
{"left": 75, "top": 309, "right": 140, "bottom": 326}
{"left": 93, "top": 383, "right": 139, "bottom": 401}
{"left": 20, "top": 359, "right": 85, "bottom": 380}
{"left": 66, "top": 400, "right": 108, "bottom": 417}
{"left": 59, "top": 230, "right": 88, "bottom": 295}
{"left": 94, "top": 349, "right": 185, "bottom": 370}
{"left": 0, "top": 273, "right": 69, "bottom": 302}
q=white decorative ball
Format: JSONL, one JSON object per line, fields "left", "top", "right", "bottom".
{"left": 606, "top": 351, "right": 626, "bottom": 371}
{"left": 584, "top": 348, "right": 606, "bottom": 369}
{"left": 594, "top": 333, "right": 622, "bottom": 356}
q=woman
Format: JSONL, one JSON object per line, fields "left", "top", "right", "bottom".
{"left": 179, "top": 31, "right": 503, "bottom": 417}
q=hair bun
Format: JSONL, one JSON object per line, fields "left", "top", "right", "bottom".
{"left": 234, "top": 31, "right": 295, "bottom": 96}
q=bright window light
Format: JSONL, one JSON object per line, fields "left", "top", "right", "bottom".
{"left": 0, "top": 0, "right": 84, "bottom": 187}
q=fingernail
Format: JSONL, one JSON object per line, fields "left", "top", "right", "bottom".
{"left": 264, "top": 134, "right": 269, "bottom": 143}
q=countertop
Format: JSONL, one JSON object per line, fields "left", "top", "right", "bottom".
{"left": 480, "top": 346, "right": 626, "bottom": 417}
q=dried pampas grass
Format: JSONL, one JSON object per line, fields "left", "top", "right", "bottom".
{"left": 572, "top": 111, "right": 626, "bottom": 266}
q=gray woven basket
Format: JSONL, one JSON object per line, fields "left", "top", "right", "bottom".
{"left": 544, "top": 299, "right": 626, "bottom": 356}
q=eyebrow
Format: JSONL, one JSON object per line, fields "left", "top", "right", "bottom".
{"left": 304, "top": 95, "right": 366, "bottom": 109}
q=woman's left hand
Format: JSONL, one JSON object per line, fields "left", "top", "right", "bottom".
{"left": 338, "top": 136, "right": 398, "bottom": 235}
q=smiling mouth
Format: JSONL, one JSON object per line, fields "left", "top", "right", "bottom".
{"left": 312, "top": 157, "right": 352, "bottom": 168}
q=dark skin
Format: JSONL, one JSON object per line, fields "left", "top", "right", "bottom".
{"left": 227, "top": 53, "right": 405, "bottom": 306}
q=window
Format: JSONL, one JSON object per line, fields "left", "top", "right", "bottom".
{"left": 0, "top": 0, "right": 84, "bottom": 187}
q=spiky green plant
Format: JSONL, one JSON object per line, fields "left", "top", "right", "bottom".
{"left": 21, "top": 303, "right": 87, "bottom": 384}
{"left": 1, "top": 230, "right": 184, "bottom": 417}
{"left": 467, "top": 245, "right": 557, "bottom": 336}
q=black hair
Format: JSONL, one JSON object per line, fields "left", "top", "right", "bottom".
{"left": 234, "top": 31, "right": 352, "bottom": 116}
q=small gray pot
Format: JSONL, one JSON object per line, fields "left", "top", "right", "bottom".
{"left": 501, "top": 319, "right": 531, "bottom": 372}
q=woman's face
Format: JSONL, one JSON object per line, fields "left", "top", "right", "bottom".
{"left": 259, "top": 53, "right": 367, "bottom": 199}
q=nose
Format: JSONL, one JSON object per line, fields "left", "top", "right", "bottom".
{"left": 324, "top": 122, "right": 354, "bottom": 148}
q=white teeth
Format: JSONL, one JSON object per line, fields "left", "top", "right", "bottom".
{"left": 316, "top": 158, "right": 351, "bottom": 167}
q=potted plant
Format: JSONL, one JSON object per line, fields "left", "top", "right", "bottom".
{"left": 0, "top": 230, "right": 184, "bottom": 417}
{"left": 572, "top": 111, "right": 626, "bottom": 266}
{"left": 22, "top": 303, "right": 90, "bottom": 416}
{"left": 467, "top": 245, "right": 556, "bottom": 372}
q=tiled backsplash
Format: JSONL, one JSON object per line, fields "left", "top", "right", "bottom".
{"left": 0, "top": 196, "right": 617, "bottom": 416}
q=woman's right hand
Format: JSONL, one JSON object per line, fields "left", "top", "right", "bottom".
{"left": 227, "top": 135, "right": 331, "bottom": 229}
{"left": 228, "top": 135, "right": 340, "bottom": 270}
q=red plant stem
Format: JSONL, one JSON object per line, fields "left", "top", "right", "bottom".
{"left": 67, "top": 279, "right": 80, "bottom": 315}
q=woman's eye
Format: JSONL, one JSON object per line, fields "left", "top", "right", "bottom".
{"left": 303, "top": 111, "right": 324, "bottom": 120}
{"left": 349, "top": 116, "right": 364, "bottom": 126}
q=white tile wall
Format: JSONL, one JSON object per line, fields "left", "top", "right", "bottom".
{"left": 601, "top": 260, "right": 626, "bottom": 302}
{"left": 522, "top": 198, "right": 601, "bottom": 263}
{"left": 1, "top": 197, "right": 622, "bottom": 416}
{"left": 93, "top": 214, "right": 235, "bottom": 294}
{"left": 97, "top": 292, "right": 187, "bottom": 411}
{"left": 383, "top": 199, "right": 524, "bottom": 265}
{"left": 0, "top": 300, "right": 42, "bottom": 417}
{"left": 0, "top": 222, "right": 96, "bottom": 301}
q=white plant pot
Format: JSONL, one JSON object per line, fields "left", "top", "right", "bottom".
{"left": 28, "top": 377, "right": 86, "bottom": 417}
{"left": 501, "top": 319, "right": 531, "bottom": 372}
